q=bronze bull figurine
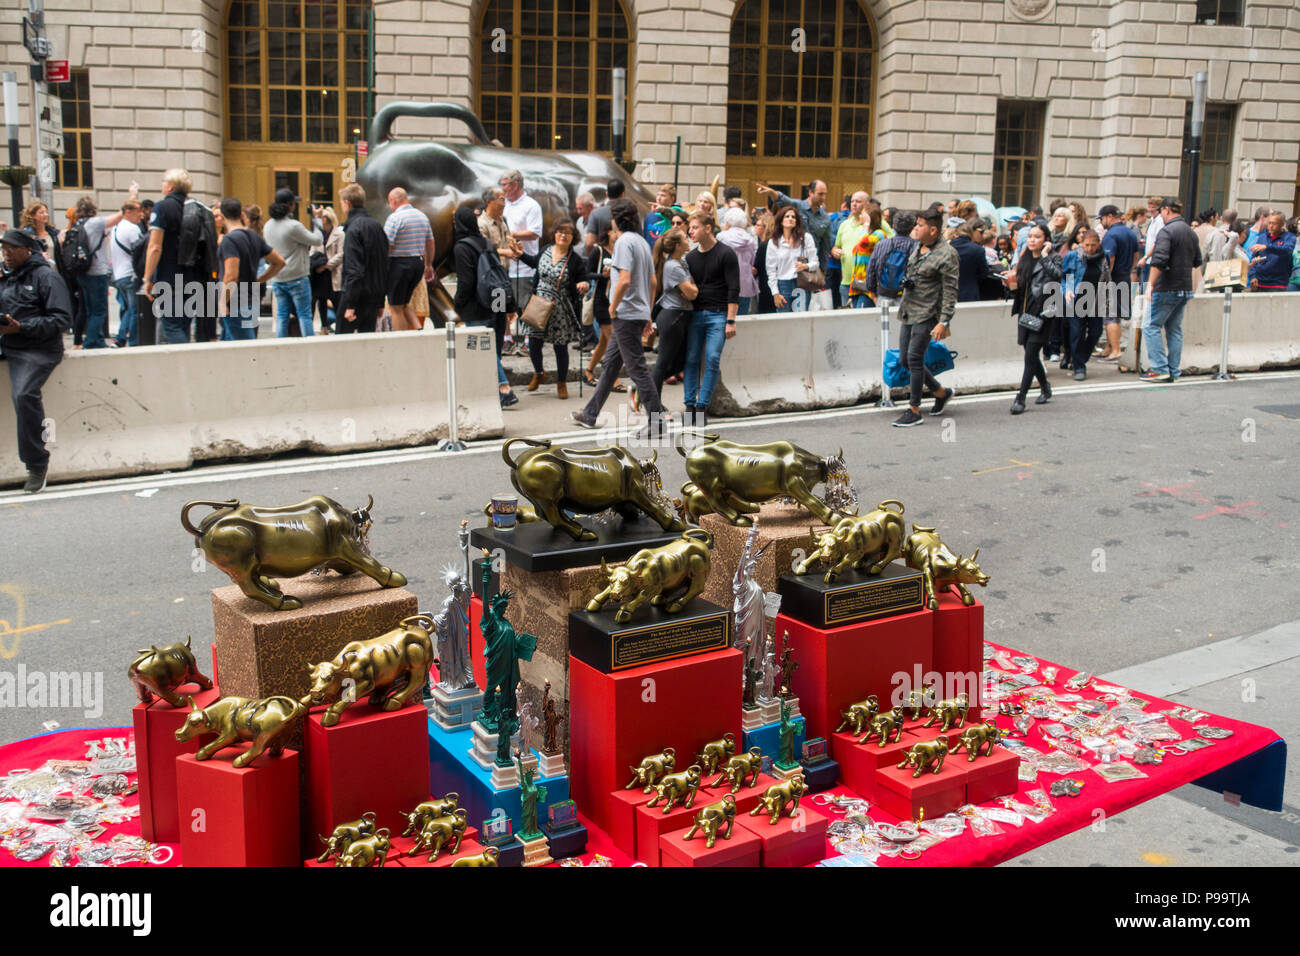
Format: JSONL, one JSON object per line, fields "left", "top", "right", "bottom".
{"left": 647, "top": 764, "right": 703, "bottom": 813}
{"left": 794, "top": 500, "right": 908, "bottom": 582}
{"left": 676, "top": 433, "right": 847, "bottom": 527}
{"left": 585, "top": 529, "right": 713, "bottom": 623}
{"left": 711, "top": 747, "right": 763, "bottom": 793}
{"left": 181, "top": 495, "right": 406, "bottom": 611}
{"left": 503, "top": 438, "right": 684, "bottom": 541}
{"left": 317, "top": 811, "right": 378, "bottom": 864}
{"left": 923, "top": 693, "right": 970, "bottom": 732}
{"left": 400, "top": 794, "right": 460, "bottom": 837}
{"left": 898, "top": 737, "right": 950, "bottom": 777}
{"left": 750, "top": 775, "right": 808, "bottom": 825}
{"left": 673, "top": 481, "right": 714, "bottom": 524}
{"left": 834, "top": 696, "right": 880, "bottom": 735}
{"left": 337, "top": 829, "right": 391, "bottom": 867}
{"left": 952, "top": 722, "right": 1001, "bottom": 761}
{"left": 684, "top": 793, "right": 736, "bottom": 848}
{"left": 858, "top": 707, "right": 906, "bottom": 747}
{"left": 174, "top": 694, "right": 306, "bottom": 768}
{"left": 450, "top": 846, "right": 500, "bottom": 867}
{"left": 694, "top": 732, "right": 737, "bottom": 775}
{"left": 128, "top": 636, "right": 212, "bottom": 708}
{"left": 903, "top": 684, "right": 939, "bottom": 721}
{"left": 301, "top": 614, "right": 437, "bottom": 726}
{"left": 626, "top": 747, "right": 677, "bottom": 793}
{"left": 902, "top": 524, "right": 990, "bottom": 610}
{"left": 411, "top": 809, "right": 468, "bottom": 862}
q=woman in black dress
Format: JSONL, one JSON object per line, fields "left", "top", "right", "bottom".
{"left": 1002, "top": 223, "right": 1062, "bottom": 415}
{"left": 520, "top": 220, "right": 590, "bottom": 400}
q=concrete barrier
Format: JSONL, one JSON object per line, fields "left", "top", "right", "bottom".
{"left": 1175, "top": 291, "right": 1300, "bottom": 374}
{"left": 0, "top": 328, "right": 503, "bottom": 484}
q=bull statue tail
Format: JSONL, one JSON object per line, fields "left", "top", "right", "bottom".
{"left": 911, "top": 523, "right": 936, "bottom": 534}
{"left": 682, "top": 528, "right": 714, "bottom": 549}
{"left": 402, "top": 613, "right": 438, "bottom": 633}
{"left": 180, "top": 499, "right": 240, "bottom": 539}
{"left": 877, "top": 499, "right": 905, "bottom": 514}
{"left": 674, "top": 429, "right": 720, "bottom": 458}
{"left": 502, "top": 437, "right": 551, "bottom": 470}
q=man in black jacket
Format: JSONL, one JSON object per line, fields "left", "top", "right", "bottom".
{"left": 336, "top": 184, "right": 389, "bottom": 334}
{"left": 1141, "top": 197, "right": 1202, "bottom": 383}
{"left": 0, "top": 230, "right": 73, "bottom": 493}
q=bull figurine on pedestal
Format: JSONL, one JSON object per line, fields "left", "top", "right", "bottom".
{"left": 181, "top": 495, "right": 407, "bottom": 611}
{"left": 794, "top": 500, "right": 908, "bottom": 582}
{"left": 301, "top": 614, "right": 437, "bottom": 727}
{"left": 585, "top": 529, "right": 713, "bottom": 623}
{"left": 502, "top": 438, "right": 684, "bottom": 541}
{"left": 902, "top": 524, "right": 990, "bottom": 610}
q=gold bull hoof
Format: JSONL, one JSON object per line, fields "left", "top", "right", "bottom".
{"left": 278, "top": 595, "right": 304, "bottom": 611}
{"left": 385, "top": 569, "right": 407, "bottom": 588}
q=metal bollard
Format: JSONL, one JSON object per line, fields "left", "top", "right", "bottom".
{"left": 1212, "top": 286, "right": 1234, "bottom": 381}
{"left": 430, "top": 284, "right": 468, "bottom": 452}
{"left": 877, "top": 299, "right": 895, "bottom": 408}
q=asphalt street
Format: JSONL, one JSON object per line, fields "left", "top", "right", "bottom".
{"left": 1, "top": 370, "right": 1297, "bottom": 866}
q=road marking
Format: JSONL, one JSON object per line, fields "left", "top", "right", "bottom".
{"left": 3, "top": 370, "right": 1297, "bottom": 505}
{"left": 971, "top": 458, "right": 1041, "bottom": 475}
{"left": 1101, "top": 618, "right": 1300, "bottom": 698}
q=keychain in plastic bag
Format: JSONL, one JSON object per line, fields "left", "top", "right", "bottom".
{"left": 969, "top": 814, "right": 1004, "bottom": 837}
{"left": 1065, "top": 671, "right": 1093, "bottom": 691}
{"left": 919, "top": 813, "right": 966, "bottom": 838}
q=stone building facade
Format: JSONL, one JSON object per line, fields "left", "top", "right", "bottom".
{"left": 2, "top": 0, "right": 1297, "bottom": 224}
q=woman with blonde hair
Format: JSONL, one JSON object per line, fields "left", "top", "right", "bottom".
{"left": 752, "top": 210, "right": 777, "bottom": 314}
{"left": 311, "top": 205, "right": 342, "bottom": 332}
{"left": 19, "top": 200, "right": 61, "bottom": 268}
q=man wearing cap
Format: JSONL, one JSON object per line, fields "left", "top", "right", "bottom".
{"left": 1098, "top": 204, "right": 1138, "bottom": 361}
{"left": 0, "top": 229, "right": 73, "bottom": 493}
{"left": 1141, "top": 198, "right": 1201, "bottom": 383}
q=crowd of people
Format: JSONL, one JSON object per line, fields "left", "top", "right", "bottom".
{"left": 3, "top": 164, "right": 1298, "bottom": 490}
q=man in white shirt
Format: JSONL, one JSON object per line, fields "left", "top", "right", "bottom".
{"left": 500, "top": 169, "right": 543, "bottom": 316}
{"left": 108, "top": 200, "right": 145, "bottom": 346}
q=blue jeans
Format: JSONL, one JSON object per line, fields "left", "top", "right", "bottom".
{"left": 776, "top": 278, "right": 807, "bottom": 313}
{"left": 272, "top": 276, "right": 315, "bottom": 337}
{"left": 1144, "top": 290, "right": 1191, "bottom": 378}
{"left": 113, "top": 277, "right": 139, "bottom": 346}
{"left": 737, "top": 297, "right": 752, "bottom": 316}
{"left": 222, "top": 304, "right": 259, "bottom": 340}
{"left": 683, "top": 309, "right": 727, "bottom": 408}
{"left": 78, "top": 273, "right": 111, "bottom": 349}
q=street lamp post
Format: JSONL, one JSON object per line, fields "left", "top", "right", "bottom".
{"left": 612, "top": 67, "right": 632, "bottom": 173}
{"left": 3, "top": 72, "right": 22, "bottom": 222}
{"left": 1186, "top": 71, "right": 1208, "bottom": 212}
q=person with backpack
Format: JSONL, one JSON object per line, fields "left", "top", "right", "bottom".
{"left": 217, "top": 197, "right": 285, "bottom": 340}
{"left": 863, "top": 210, "right": 916, "bottom": 310}
{"left": 890, "top": 209, "right": 957, "bottom": 428}
{"left": 108, "top": 199, "right": 146, "bottom": 347}
{"left": 143, "top": 169, "right": 208, "bottom": 344}
{"left": 64, "top": 192, "right": 134, "bottom": 349}
{"left": 452, "top": 204, "right": 519, "bottom": 408}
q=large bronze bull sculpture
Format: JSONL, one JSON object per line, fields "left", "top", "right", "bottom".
{"left": 675, "top": 433, "right": 846, "bottom": 527}
{"left": 502, "top": 437, "right": 684, "bottom": 541}
{"left": 181, "top": 495, "right": 406, "bottom": 611}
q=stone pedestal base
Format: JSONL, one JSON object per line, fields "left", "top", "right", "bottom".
{"left": 430, "top": 685, "right": 484, "bottom": 731}
{"left": 538, "top": 751, "right": 567, "bottom": 778}
{"left": 770, "top": 762, "right": 805, "bottom": 781}
{"left": 470, "top": 721, "right": 537, "bottom": 785}
{"left": 517, "top": 833, "right": 553, "bottom": 867}
{"left": 741, "top": 707, "right": 765, "bottom": 732}
{"left": 700, "top": 501, "right": 834, "bottom": 609}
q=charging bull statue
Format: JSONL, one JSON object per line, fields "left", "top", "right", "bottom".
{"left": 181, "top": 495, "right": 406, "bottom": 611}
{"left": 317, "top": 812, "right": 378, "bottom": 864}
{"left": 502, "top": 438, "right": 684, "bottom": 541}
{"left": 902, "top": 524, "right": 990, "bottom": 610}
{"left": 128, "top": 636, "right": 213, "bottom": 708}
{"left": 174, "top": 694, "right": 306, "bottom": 768}
{"left": 301, "top": 614, "right": 437, "bottom": 727}
{"left": 676, "top": 433, "right": 848, "bottom": 527}
{"left": 794, "top": 500, "right": 908, "bottom": 582}
{"left": 585, "top": 529, "right": 713, "bottom": 623}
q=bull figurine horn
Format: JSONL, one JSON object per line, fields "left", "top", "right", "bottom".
{"left": 185, "top": 635, "right": 192, "bottom": 648}
{"left": 365, "top": 494, "right": 374, "bottom": 511}
{"left": 649, "top": 449, "right": 658, "bottom": 464}
{"left": 186, "top": 696, "right": 198, "bottom": 711}
{"left": 971, "top": 548, "right": 980, "bottom": 560}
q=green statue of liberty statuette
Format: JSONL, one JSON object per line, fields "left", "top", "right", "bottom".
{"left": 516, "top": 748, "right": 548, "bottom": 840}
{"left": 480, "top": 551, "right": 538, "bottom": 737}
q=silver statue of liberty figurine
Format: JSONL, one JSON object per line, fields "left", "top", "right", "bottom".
{"left": 434, "top": 520, "right": 476, "bottom": 692}
{"left": 732, "top": 523, "right": 768, "bottom": 673}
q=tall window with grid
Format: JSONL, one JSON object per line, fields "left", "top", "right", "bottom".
{"left": 1179, "top": 102, "right": 1237, "bottom": 216}
{"left": 992, "top": 100, "right": 1045, "bottom": 210}
{"left": 57, "top": 70, "right": 93, "bottom": 189}
{"left": 478, "top": 0, "right": 630, "bottom": 151}
{"left": 726, "top": 0, "right": 874, "bottom": 162}
{"left": 1194, "top": 0, "right": 1242, "bottom": 25}
{"left": 227, "top": 0, "right": 371, "bottom": 144}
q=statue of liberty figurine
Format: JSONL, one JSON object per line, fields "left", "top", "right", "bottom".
{"left": 732, "top": 523, "right": 768, "bottom": 672}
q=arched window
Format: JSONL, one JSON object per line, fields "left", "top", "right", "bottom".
{"left": 478, "top": 0, "right": 630, "bottom": 151}
{"left": 727, "top": 0, "right": 874, "bottom": 162}
{"left": 227, "top": 0, "right": 372, "bottom": 144}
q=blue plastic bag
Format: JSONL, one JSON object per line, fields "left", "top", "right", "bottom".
{"left": 884, "top": 342, "right": 957, "bottom": 388}
{"left": 883, "top": 349, "right": 910, "bottom": 388}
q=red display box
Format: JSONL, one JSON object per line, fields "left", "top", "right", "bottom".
{"left": 779, "top": 609, "right": 933, "bottom": 743}
{"left": 304, "top": 704, "right": 430, "bottom": 856}
{"left": 700, "top": 774, "right": 775, "bottom": 817}
{"left": 304, "top": 848, "right": 402, "bottom": 867}
{"left": 175, "top": 746, "right": 300, "bottom": 867}
{"left": 635, "top": 797, "right": 703, "bottom": 866}
{"left": 570, "top": 648, "right": 742, "bottom": 834}
{"left": 133, "top": 686, "right": 220, "bottom": 843}
{"left": 874, "top": 761, "right": 966, "bottom": 821}
{"left": 659, "top": 821, "right": 762, "bottom": 867}
{"left": 607, "top": 787, "right": 647, "bottom": 858}
{"left": 962, "top": 748, "right": 1021, "bottom": 805}
{"left": 736, "top": 804, "right": 830, "bottom": 867}
{"left": 931, "top": 593, "right": 984, "bottom": 721}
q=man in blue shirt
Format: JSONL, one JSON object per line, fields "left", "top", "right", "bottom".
{"left": 1097, "top": 204, "right": 1138, "bottom": 361}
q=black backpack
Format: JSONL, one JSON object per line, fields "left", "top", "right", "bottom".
{"left": 178, "top": 198, "right": 219, "bottom": 277}
{"left": 113, "top": 225, "right": 148, "bottom": 280}
{"left": 60, "top": 218, "right": 104, "bottom": 276}
{"left": 469, "top": 239, "right": 516, "bottom": 313}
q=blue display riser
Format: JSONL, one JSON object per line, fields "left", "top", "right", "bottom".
{"left": 743, "top": 717, "right": 806, "bottom": 770}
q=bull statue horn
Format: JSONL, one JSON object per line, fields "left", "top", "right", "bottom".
{"left": 185, "top": 635, "right": 192, "bottom": 648}
{"left": 186, "top": 696, "right": 198, "bottom": 711}
{"left": 365, "top": 494, "right": 374, "bottom": 511}
{"left": 649, "top": 449, "right": 658, "bottom": 464}
{"left": 837, "top": 447, "right": 844, "bottom": 461}
{"left": 971, "top": 548, "right": 980, "bottom": 560}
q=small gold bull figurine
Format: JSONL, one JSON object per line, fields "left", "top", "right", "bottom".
{"left": 923, "top": 693, "right": 970, "bottom": 732}
{"left": 695, "top": 733, "right": 737, "bottom": 775}
{"left": 411, "top": 808, "right": 469, "bottom": 862}
{"left": 647, "top": 764, "right": 703, "bottom": 813}
{"left": 858, "top": 707, "right": 906, "bottom": 747}
{"left": 750, "top": 775, "right": 808, "bottom": 825}
{"left": 400, "top": 794, "right": 460, "bottom": 837}
{"left": 302, "top": 614, "right": 436, "bottom": 726}
{"left": 684, "top": 794, "right": 736, "bottom": 848}
{"left": 903, "top": 684, "right": 938, "bottom": 721}
{"left": 450, "top": 846, "right": 500, "bottom": 867}
{"left": 898, "top": 737, "right": 949, "bottom": 777}
{"left": 336, "top": 829, "right": 391, "bottom": 867}
{"left": 317, "top": 811, "right": 377, "bottom": 864}
{"left": 128, "top": 636, "right": 213, "bottom": 708}
{"left": 673, "top": 481, "right": 714, "bottom": 524}
{"left": 902, "top": 524, "right": 990, "bottom": 610}
{"left": 952, "top": 722, "right": 1001, "bottom": 761}
{"left": 585, "top": 529, "right": 713, "bottom": 623}
{"left": 711, "top": 747, "right": 763, "bottom": 793}
{"left": 794, "top": 500, "right": 907, "bottom": 582}
{"left": 834, "top": 696, "right": 880, "bottom": 735}
{"left": 181, "top": 495, "right": 406, "bottom": 611}
{"left": 626, "top": 748, "right": 676, "bottom": 793}
{"left": 174, "top": 694, "right": 306, "bottom": 767}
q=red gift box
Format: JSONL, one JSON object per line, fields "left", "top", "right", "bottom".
{"left": 659, "top": 821, "right": 762, "bottom": 867}
{"left": 874, "top": 760, "right": 967, "bottom": 822}
{"left": 133, "top": 686, "right": 220, "bottom": 843}
{"left": 930, "top": 592, "right": 984, "bottom": 721}
{"left": 176, "top": 746, "right": 300, "bottom": 867}
{"left": 779, "top": 609, "right": 933, "bottom": 743}
{"left": 962, "top": 748, "right": 1021, "bottom": 805}
{"left": 390, "top": 828, "right": 482, "bottom": 867}
{"left": 570, "top": 648, "right": 742, "bottom": 834}
{"left": 606, "top": 787, "right": 648, "bottom": 858}
{"left": 736, "top": 803, "right": 829, "bottom": 867}
{"left": 635, "top": 796, "right": 704, "bottom": 866}
{"left": 700, "top": 774, "right": 775, "bottom": 818}
{"left": 304, "top": 704, "right": 430, "bottom": 856}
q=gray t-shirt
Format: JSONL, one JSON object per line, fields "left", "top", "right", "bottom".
{"left": 585, "top": 204, "right": 613, "bottom": 243}
{"left": 658, "top": 256, "right": 694, "bottom": 311}
{"left": 611, "top": 231, "right": 652, "bottom": 322}
{"left": 263, "top": 216, "right": 324, "bottom": 282}
{"left": 83, "top": 216, "right": 112, "bottom": 276}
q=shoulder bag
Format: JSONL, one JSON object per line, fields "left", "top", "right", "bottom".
{"left": 521, "top": 250, "right": 568, "bottom": 332}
